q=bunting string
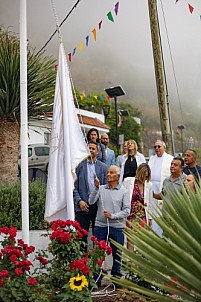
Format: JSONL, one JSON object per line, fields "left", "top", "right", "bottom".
{"left": 68, "top": 2, "right": 119, "bottom": 62}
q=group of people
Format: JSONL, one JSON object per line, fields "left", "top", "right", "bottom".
{"left": 73, "top": 128, "right": 201, "bottom": 286}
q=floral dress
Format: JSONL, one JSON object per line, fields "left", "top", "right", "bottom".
{"left": 127, "top": 179, "right": 147, "bottom": 229}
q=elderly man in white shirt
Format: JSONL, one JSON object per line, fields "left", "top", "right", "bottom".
{"left": 148, "top": 140, "right": 173, "bottom": 237}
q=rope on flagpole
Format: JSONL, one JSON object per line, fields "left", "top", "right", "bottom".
{"left": 51, "top": 0, "right": 62, "bottom": 41}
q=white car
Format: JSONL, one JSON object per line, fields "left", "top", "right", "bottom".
{"left": 18, "top": 144, "right": 50, "bottom": 175}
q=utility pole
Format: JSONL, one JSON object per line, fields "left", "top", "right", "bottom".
{"left": 148, "top": 0, "right": 173, "bottom": 155}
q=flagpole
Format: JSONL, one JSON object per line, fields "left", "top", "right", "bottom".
{"left": 20, "top": 0, "right": 29, "bottom": 244}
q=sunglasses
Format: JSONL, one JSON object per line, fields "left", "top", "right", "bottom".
{"left": 154, "top": 145, "right": 161, "bottom": 149}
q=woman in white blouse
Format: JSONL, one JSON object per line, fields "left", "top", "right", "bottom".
{"left": 123, "top": 163, "right": 154, "bottom": 251}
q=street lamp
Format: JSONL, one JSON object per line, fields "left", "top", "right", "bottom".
{"left": 105, "top": 86, "right": 125, "bottom": 155}
{"left": 177, "top": 125, "right": 185, "bottom": 155}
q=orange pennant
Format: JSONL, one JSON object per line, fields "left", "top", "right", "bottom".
{"left": 92, "top": 29, "right": 96, "bottom": 41}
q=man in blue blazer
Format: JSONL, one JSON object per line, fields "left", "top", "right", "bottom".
{"left": 73, "top": 141, "right": 108, "bottom": 244}
{"left": 101, "top": 133, "right": 116, "bottom": 169}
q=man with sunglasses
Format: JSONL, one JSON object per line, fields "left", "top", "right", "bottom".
{"left": 148, "top": 140, "right": 173, "bottom": 236}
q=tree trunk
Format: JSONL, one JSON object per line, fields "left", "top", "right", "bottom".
{"left": 0, "top": 119, "right": 20, "bottom": 185}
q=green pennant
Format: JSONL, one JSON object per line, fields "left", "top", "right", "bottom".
{"left": 107, "top": 11, "right": 114, "bottom": 22}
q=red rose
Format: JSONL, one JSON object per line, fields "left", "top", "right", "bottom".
{"left": 28, "top": 278, "right": 36, "bottom": 285}
{"left": 97, "top": 260, "right": 102, "bottom": 267}
{"left": 0, "top": 279, "right": 3, "bottom": 286}
{"left": 77, "top": 262, "right": 85, "bottom": 271}
{"left": 99, "top": 240, "right": 107, "bottom": 250}
{"left": 82, "top": 266, "right": 90, "bottom": 275}
{"left": 72, "top": 221, "right": 81, "bottom": 230}
{"left": 0, "top": 270, "right": 9, "bottom": 278}
{"left": 77, "top": 231, "right": 83, "bottom": 238}
{"left": 9, "top": 227, "right": 17, "bottom": 237}
{"left": 91, "top": 236, "right": 96, "bottom": 241}
{"left": 10, "top": 255, "right": 17, "bottom": 262}
{"left": 51, "top": 223, "right": 59, "bottom": 230}
{"left": 15, "top": 268, "right": 23, "bottom": 276}
{"left": 81, "top": 229, "right": 88, "bottom": 236}
{"left": 81, "top": 257, "right": 88, "bottom": 265}
{"left": 66, "top": 220, "right": 73, "bottom": 226}
{"left": 106, "top": 246, "right": 112, "bottom": 255}
{"left": 2, "top": 227, "right": 9, "bottom": 234}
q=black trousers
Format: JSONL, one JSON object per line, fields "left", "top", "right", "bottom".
{"left": 76, "top": 203, "right": 98, "bottom": 245}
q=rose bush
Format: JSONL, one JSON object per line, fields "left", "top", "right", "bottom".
{"left": 0, "top": 220, "right": 112, "bottom": 301}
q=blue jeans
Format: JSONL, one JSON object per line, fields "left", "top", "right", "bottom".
{"left": 94, "top": 226, "right": 124, "bottom": 278}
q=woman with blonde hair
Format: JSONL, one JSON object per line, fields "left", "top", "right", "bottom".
{"left": 123, "top": 163, "right": 154, "bottom": 251}
{"left": 119, "top": 139, "right": 145, "bottom": 184}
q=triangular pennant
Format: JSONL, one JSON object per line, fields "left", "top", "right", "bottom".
{"left": 94, "top": 96, "right": 97, "bottom": 100}
{"left": 188, "top": 3, "right": 194, "bottom": 14}
{"left": 87, "top": 96, "right": 90, "bottom": 99}
{"left": 68, "top": 53, "right": 71, "bottom": 62}
{"left": 114, "top": 2, "right": 119, "bottom": 15}
{"left": 72, "top": 48, "right": 76, "bottom": 56}
{"left": 79, "top": 42, "right": 83, "bottom": 53}
{"left": 86, "top": 36, "right": 89, "bottom": 47}
{"left": 107, "top": 11, "right": 114, "bottom": 22}
{"left": 175, "top": 0, "right": 179, "bottom": 2}
{"left": 107, "top": 96, "right": 110, "bottom": 101}
{"left": 73, "top": 95, "right": 76, "bottom": 99}
{"left": 99, "top": 21, "right": 103, "bottom": 30}
{"left": 80, "top": 95, "right": 83, "bottom": 100}
{"left": 100, "top": 96, "right": 103, "bottom": 100}
{"left": 92, "top": 29, "right": 96, "bottom": 41}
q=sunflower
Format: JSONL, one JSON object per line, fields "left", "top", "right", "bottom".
{"left": 69, "top": 274, "right": 88, "bottom": 291}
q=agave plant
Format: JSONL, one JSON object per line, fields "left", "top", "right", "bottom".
{"left": 0, "top": 27, "right": 56, "bottom": 184}
{"left": 110, "top": 184, "right": 201, "bottom": 301}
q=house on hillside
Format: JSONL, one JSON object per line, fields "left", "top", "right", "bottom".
{"left": 25, "top": 109, "right": 110, "bottom": 146}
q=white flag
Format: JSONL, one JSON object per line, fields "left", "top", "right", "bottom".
{"left": 44, "top": 41, "right": 90, "bottom": 222}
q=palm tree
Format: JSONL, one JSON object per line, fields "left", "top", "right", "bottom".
{"left": 0, "top": 28, "right": 56, "bottom": 184}
{"left": 110, "top": 184, "right": 201, "bottom": 301}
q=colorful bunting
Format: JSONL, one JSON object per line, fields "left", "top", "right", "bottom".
{"left": 92, "top": 29, "right": 96, "bottom": 41}
{"left": 86, "top": 36, "right": 89, "bottom": 47}
{"left": 79, "top": 42, "right": 83, "bottom": 53}
{"left": 100, "top": 96, "right": 103, "bottom": 100}
{"left": 107, "top": 11, "right": 114, "bottom": 22}
{"left": 107, "top": 96, "right": 110, "bottom": 101}
{"left": 94, "top": 96, "right": 97, "bottom": 99}
{"left": 80, "top": 95, "right": 83, "bottom": 100}
{"left": 188, "top": 3, "right": 194, "bottom": 14}
{"left": 99, "top": 21, "right": 103, "bottom": 30}
{"left": 114, "top": 2, "right": 119, "bottom": 15}
{"left": 68, "top": 53, "right": 71, "bottom": 62}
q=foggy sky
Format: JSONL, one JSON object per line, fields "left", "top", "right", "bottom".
{"left": 1, "top": 0, "right": 201, "bottom": 127}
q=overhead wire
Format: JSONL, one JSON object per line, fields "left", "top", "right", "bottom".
{"left": 36, "top": 0, "right": 82, "bottom": 56}
{"left": 159, "top": 0, "right": 185, "bottom": 125}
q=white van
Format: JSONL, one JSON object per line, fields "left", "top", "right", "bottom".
{"left": 18, "top": 144, "right": 50, "bottom": 175}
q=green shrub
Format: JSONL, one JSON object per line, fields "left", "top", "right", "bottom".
{"left": 0, "top": 180, "right": 46, "bottom": 230}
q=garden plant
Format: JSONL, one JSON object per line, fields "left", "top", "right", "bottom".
{"left": 110, "top": 182, "right": 201, "bottom": 301}
{"left": 0, "top": 219, "right": 112, "bottom": 301}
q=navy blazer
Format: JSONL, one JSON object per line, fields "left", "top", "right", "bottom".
{"left": 73, "top": 159, "right": 108, "bottom": 212}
